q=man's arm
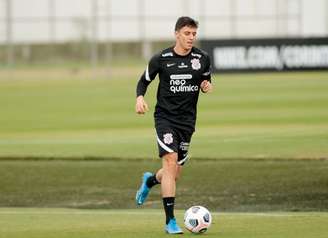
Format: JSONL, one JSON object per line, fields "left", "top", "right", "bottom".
{"left": 136, "top": 74, "right": 151, "bottom": 114}
{"left": 135, "top": 54, "right": 160, "bottom": 114}
{"left": 200, "top": 52, "right": 213, "bottom": 93}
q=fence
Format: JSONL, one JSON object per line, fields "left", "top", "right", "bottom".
{"left": 1, "top": 0, "right": 327, "bottom": 66}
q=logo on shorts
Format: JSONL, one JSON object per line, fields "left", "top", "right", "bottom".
{"left": 180, "top": 142, "right": 189, "bottom": 151}
{"left": 163, "top": 133, "right": 173, "bottom": 145}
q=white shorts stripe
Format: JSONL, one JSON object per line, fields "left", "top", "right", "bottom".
{"left": 178, "top": 155, "right": 188, "bottom": 165}
{"left": 156, "top": 136, "right": 174, "bottom": 153}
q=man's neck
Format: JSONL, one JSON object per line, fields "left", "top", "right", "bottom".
{"left": 173, "top": 45, "right": 192, "bottom": 56}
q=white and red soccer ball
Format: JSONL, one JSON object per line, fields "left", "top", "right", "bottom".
{"left": 184, "top": 206, "right": 212, "bottom": 233}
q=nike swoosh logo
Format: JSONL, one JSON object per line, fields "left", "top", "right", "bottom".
{"left": 166, "top": 203, "right": 174, "bottom": 206}
{"left": 167, "top": 63, "right": 175, "bottom": 67}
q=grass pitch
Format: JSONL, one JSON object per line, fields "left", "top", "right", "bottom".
{"left": 1, "top": 159, "right": 327, "bottom": 211}
{"left": 0, "top": 70, "right": 327, "bottom": 159}
{"left": 0, "top": 208, "right": 327, "bottom": 238}
{"left": 0, "top": 67, "right": 328, "bottom": 237}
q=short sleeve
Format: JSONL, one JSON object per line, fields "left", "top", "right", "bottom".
{"left": 144, "top": 53, "right": 160, "bottom": 82}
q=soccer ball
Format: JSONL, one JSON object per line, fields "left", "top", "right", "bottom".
{"left": 184, "top": 206, "right": 212, "bottom": 233}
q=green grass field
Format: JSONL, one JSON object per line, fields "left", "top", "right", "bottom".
{"left": 1, "top": 209, "right": 327, "bottom": 238}
{"left": 1, "top": 159, "right": 327, "bottom": 211}
{"left": 0, "top": 70, "right": 327, "bottom": 159}
{"left": 0, "top": 66, "right": 328, "bottom": 237}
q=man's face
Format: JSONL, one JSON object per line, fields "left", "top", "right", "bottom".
{"left": 175, "top": 26, "right": 197, "bottom": 51}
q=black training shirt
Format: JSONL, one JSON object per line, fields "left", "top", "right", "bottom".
{"left": 136, "top": 46, "right": 212, "bottom": 132}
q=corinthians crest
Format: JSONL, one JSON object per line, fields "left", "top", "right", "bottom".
{"left": 191, "top": 58, "right": 201, "bottom": 70}
{"left": 163, "top": 133, "right": 173, "bottom": 145}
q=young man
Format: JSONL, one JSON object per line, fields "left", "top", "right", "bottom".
{"left": 135, "top": 16, "right": 213, "bottom": 234}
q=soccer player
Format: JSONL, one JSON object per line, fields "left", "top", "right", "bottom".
{"left": 135, "top": 16, "right": 213, "bottom": 234}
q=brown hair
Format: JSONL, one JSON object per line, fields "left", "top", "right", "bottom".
{"left": 175, "top": 16, "right": 198, "bottom": 31}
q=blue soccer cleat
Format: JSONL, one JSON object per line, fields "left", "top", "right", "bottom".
{"left": 135, "top": 172, "right": 153, "bottom": 205}
{"left": 165, "top": 218, "right": 183, "bottom": 234}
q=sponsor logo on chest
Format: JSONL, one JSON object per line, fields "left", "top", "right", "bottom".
{"left": 178, "top": 62, "right": 188, "bottom": 68}
{"left": 169, "top": 74, "right": 198, "bottom": 94}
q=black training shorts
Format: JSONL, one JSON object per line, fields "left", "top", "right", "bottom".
{"left": 155, "top": 120, "right": 193, "bottom": 166}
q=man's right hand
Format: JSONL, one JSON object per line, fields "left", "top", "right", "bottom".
{"left": 135, "top": 96, "right": 149, "bottom": 114}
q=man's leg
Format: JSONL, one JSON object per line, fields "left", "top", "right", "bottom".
{"left": 154, "top": 161, "right": 182, "bottom": 184}
{"left": 161, "top": 152, "right": 177, "bottom": 203}
{"left": 160, "top": 152, "right": 183, "bottom": 234}
{"left": 135, "top": 159, "right": 182, "bottom": 206}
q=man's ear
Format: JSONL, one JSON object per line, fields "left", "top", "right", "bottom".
{"left": 174, "top": 30, "right": 179, "bottom": 39}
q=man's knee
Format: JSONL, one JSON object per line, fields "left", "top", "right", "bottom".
{"left": 163, "top": 153, "right": 178, "bottom": 176}
{"left": 163, "top": 152, "right": 178, "bottom": 168}
{"left": 163, "top": 153, "right": 183, "bottom": 181}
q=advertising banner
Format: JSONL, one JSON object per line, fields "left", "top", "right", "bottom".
{"left": 201, "top": 38, "right": 328, "bottom": 72}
